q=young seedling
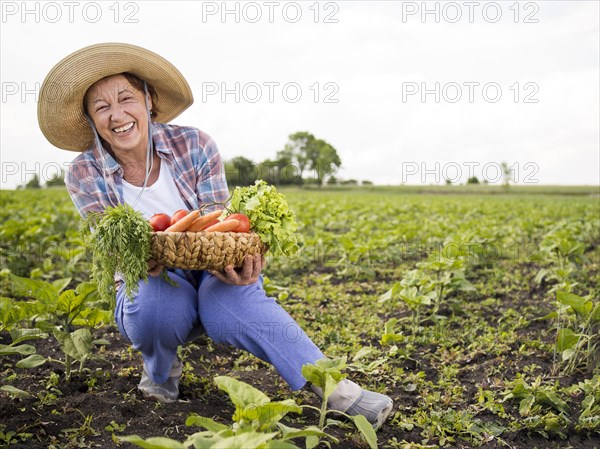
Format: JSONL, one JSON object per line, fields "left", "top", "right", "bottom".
{"left": 553, "top": 291, "right": 599, "bottom": 375}
{"left": 301, "top": 357, "right": 378, "bottom": 449}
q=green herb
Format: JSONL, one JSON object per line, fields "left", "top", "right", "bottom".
{"left": 81, "top": 204, "right": 152, "bottom": 305}
{"left": 228, "top": 180, "right": 299, "bottom": 256}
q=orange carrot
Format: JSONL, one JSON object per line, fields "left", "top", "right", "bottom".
{"left": 203, "top": 219, "right": 240, "bottom": 233}
{"left": 187, "top": 209, "right": 224, "bottom": 232}
{"left": 199, "top": 219, "right": 219, "bottom": 230}
{"left": 164, "top": 210, "right": 200, "bottom": 232}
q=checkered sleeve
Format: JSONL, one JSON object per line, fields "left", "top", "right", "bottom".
{"left": 196, "top": 137, "right": 230, "bottom": 211}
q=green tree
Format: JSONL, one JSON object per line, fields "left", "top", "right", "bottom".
{"left": 45, "top": 169, "right": 65, "bottom": 187}
{"left": 283, "top": 132, "right": 342, "bottom": 186}
{"left": 501, "top": 161, "right": 513, "bottom": 189}
{"left": 467, "top": 176, "right": 480, "bottom": 184}
{"left": 225, "top": 156, "right": 257, "bottom": 186}
{"left": 25, "top": 174, "right": 41, "bottom": 189}
{"left": 312, "top": 139, "right": 341, "bottom": 186}
{"left": 273, "top": 147, "right": 301, "bottom": 185}
{"left": 281, "top": 131, "right": 313, "bottom": 185}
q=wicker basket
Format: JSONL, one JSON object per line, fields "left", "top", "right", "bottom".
{"left": 151, "top": 231, "right": 267, "bottom": 270}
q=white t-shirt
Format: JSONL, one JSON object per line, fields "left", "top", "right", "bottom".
{"left": 122, "top": 159, "right": 188, "bottom": 219}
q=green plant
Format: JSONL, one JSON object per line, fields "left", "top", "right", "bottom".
{"left": 119, "top": 375, "right": 336, "bottom": 449}
{"left": 414, "top": 408, "right": 504, "bottom": 446}
{"left": 36, "top": 372, "right": 62, "bottom": 406}
{"left": 105, "top": 420, "right": 127, "bottom": 433}
{"left": 81, "top": 203, "right": 154, "bottom": 305}
{"left": 379, "top": 256, "right": 474, "bottom": 325}
{"left": 7, "top": 274, "right": 111, "bottom": 380}
{"left": 503, "top": 375, "right": 570, "bottom": 438}
{"left": 61, "top": 411, "right": 100, "bottom": 439}
{"left": 551, "top": 291, "right": 599, "bottom": 375}
{"left": 0, "top": 424, "right": 34, "bottom": 446}
{"left": 228, "top": 180, "right": 300, "bottom": 256}
{"left": 475, "top": 387, "right": 507, "bottom": 418}
{"left": 415, "top": 257, "right": 475, "bottom": 317}
{"left": 503, "top": 376, "right": 569, "bottom": 417}
{"left": 565, "top": 375, "right": 600, "bottom": 433}
{"left": 301, "top": 357, "right": 378, "bottom": 449}
{"left": 533, "top": 223, "right": 588, "bottom": 293}
{"left": 380, "top": 318, "right": 404, "bottom": 346}
{"left": 0, "top": 326, "right": 49, "bottom": 371}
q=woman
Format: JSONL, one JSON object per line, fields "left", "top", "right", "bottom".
{"left": 38, "top": 43, "right": 393, "bottom": 428}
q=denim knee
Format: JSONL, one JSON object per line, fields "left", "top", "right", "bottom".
{"left": 115, "top": 272, "right": 200, "bottom": 352}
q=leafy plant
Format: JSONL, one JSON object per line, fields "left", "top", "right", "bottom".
{"left": 552, "top": 291, "right": 599, "bottom": 375}
{"left": 533, "top": 223, "right": 588, "bottom": 293}
{"left": 119, "top": 375, "right": 336, "bottom": 449}
{"left": 503, "top": 375, "right": 570, "bottom": 438}
{"left": 503, "top": 376, "right": 569, "bottom": 417}
{"left": 380, "top": 318, "right": 405, "bottom": 346}
{"left": 571, "top": 375, "right": 600, "bottom": 432}
{"left": 415, "top": 257, "right": 475, "bottom": 316}
{"left": 7, "top": 274, "right": 111, "bottom": 380}
{"left": 81, "top": 203, "right": 153, "bottom": 305}
{"left": 228, "top": 180, "right": 299, "bottom": 256}
{"left": 413, "top": 408, "right": 504, "bottom": 446}
{"left": 0, "top": 327, "right": 48, "bottom": 371}
{"left": 302, "top": 357, "right": 378, "bottom": 449}
{"left": 379, "top": 256, "right": 474, "bottom": 325}
{"left": 540, "top": 290, "right": 600, "bottom": 375}
{"left": 0, "top": 424, "right": 33, "bottom": 446}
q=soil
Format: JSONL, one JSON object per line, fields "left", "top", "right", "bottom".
{"left": 1, "top": 325, "right": 598, "bottom": 449}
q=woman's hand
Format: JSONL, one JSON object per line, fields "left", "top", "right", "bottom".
{"left": 209, "top": 254, "right": 265, "bottom": 286}
{"left": 147, "top": 259, "right": 164, "bottom": 277}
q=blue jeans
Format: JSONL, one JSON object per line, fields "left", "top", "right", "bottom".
{"left": 114, "top": 270, "right": 324, "bottom": 390}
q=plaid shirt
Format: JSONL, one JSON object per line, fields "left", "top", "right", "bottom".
{"left": 65, "top": 123, "right": 229, "bottom": 218}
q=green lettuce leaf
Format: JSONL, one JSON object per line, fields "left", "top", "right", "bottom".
{"left": 229, "top": 181, "right": 299, "bottom": 257}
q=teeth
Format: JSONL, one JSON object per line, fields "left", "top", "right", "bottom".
{"left": 114, "top": 122, "right": 134, "bottom": 133}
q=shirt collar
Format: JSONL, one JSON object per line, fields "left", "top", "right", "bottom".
{"left": 152, "top": 123, "right": 174, "bottom": 158}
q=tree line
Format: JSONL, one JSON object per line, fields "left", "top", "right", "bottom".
{"left": 225, "top": 131, "right": 347, "bottom": 187}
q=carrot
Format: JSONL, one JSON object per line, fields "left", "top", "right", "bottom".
{"left": 203, "top": 219, "right": 240, "bottom": 233}
{"left": 199, "top": 219, "right": 219, "bottom": 230}
{"left": 187, "top": 209, "right": 224, "bottom": 232}
{"left": 164, "top": 210, "right": 200, "bottom": 232}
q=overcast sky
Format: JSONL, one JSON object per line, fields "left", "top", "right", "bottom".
{"left": 1, "top": 0, "right": 599, "bottom": 188}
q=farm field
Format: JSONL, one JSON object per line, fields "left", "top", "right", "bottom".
{"left": 1, "top": 186, "right": 599, "bottom": 449}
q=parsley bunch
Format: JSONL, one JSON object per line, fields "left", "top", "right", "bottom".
{"left": 229, "top": 180, "right": 299, "bottom": 256}
{"left": 81, "top": 204, "right": 152, "bottom": 305}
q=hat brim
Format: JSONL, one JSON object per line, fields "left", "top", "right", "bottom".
{"left": 38, "top": 42, "right": 193, "bottom": 152}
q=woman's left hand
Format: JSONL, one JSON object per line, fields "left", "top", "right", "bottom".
{"left": 209, "top": 254, "right": 265, "bottom": 286}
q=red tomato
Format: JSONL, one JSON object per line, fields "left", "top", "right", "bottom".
{"left": 225, "top": 213, "right": 251, "bottom": 233}
{"left": 149, "top": 213, "right": 171, "bottom": 232}
{"left": 170, "top": 209, "right": 188, "bottom": 226}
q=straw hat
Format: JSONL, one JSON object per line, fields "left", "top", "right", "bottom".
{"left": 38, "top": 42, "right": 193, "bottom": 152}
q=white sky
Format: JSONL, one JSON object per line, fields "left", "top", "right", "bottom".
{"left": 1, "top": 0, "right": 599, "bottom": 187}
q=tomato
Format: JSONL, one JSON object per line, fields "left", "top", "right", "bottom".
{"left": 149, "top": 213, "right": 171, "bottom": 232}
{"left": 170, "top": 209, "right": 189, "bottom": 226}
{"left": 225, "top": 213, "right": 251, "bottom": 233}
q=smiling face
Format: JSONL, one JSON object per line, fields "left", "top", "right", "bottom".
{"left": 85, "top": 74, "right": 151, "bottom": 158}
